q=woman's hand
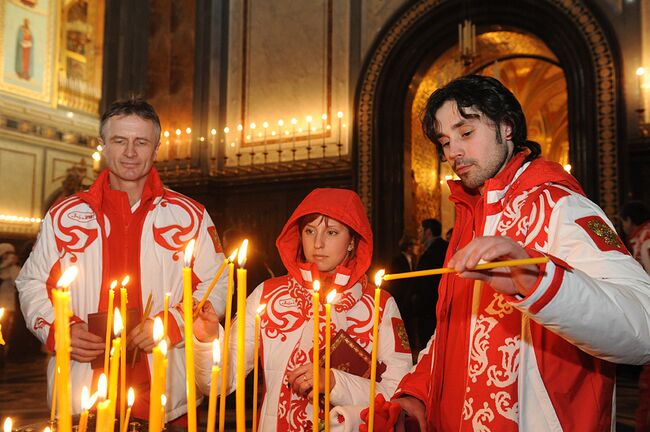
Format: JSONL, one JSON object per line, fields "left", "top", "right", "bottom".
{"left": 286, "top": 363, "right": 336, "bottom": 399}
{"left": 193, "top": 300, "right": 221, "bottom": 342}
{"left": 447, "top": 235, "right": 541, "bottom": 297}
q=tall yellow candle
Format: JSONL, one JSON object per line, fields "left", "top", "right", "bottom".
{"left": 368, "top": 271, "right": 385, "bottom": 432}
{"left": 312, "top": 280, "right": 320, "bottom": 429}
{"left": 119, "top": 275, "right": 129, "bottom": 426}
{"left": 160, "top": 339, "right": 168, "bottom": 417}
{"left": 236, "top": 240, "right": 249, "bottom": 432}
{"left": 104, "top": 281, "right": 117, "bottom": 374}
{"left": 50, "top": 366, "right": 58, "bottom": 423}
{"left": 163, "top": 292, "right": 170, "bottom": 340}
{"left": 218, "top": 249, "right": 238, "bottom": 432}
{"left": 107, "top": 309, "right": 123, "bottom": 430}
{"left": 160, "top": 394, "right": 167, "bottom": 431}
{"left": 77, "top": 386, "right": 90, "bottom": 432}
{"left": 55, "top": 266, "right": 78, "bottom": 432}
{"left": 96, "top": 374, "right": 109, "bottom": 432}
{"left": 0, "top": 308, "right": 5, "bottom": 345}
{"left": 149, "top": 317, "right": 164, "bottom": 432}
{"left": 324, "top": 289, "right": 337, "bottom": 432}
{"left": 193, "top": 250, "right": 232, "bottom": 319}
{"left": 183, "top": 240, "right": 198, "bottom": 432}
{"left": 252, "top": 304, "right": 266, "bottom": 432}
{"left": 120, "top": 388, "right": 134, "bottom": 432}
{"left": 207, "top": 340, "right": 221, "bottom": 432}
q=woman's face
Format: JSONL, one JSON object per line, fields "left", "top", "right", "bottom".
{"left": 301, "top": 216, "right": 353, "bottom": 273}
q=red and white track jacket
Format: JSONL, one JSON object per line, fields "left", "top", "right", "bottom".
{"left": 16, "top": 168, "right": 227, "bottom": 420}
{"left": 394, "top": 153, "right": 650, "bottom": 431}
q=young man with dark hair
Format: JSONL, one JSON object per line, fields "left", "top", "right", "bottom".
{"left": 17, "top": 98, "right": 228, "bottom": 422}
{"left": 363, "top": 75, "right": 650, "bottom": 431}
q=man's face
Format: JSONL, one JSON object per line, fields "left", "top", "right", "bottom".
{"left": 100, "top": 115, "right": 159, "bottom": 188}
{"left": 435, "top": 100, "right": 513, "bottom": 192}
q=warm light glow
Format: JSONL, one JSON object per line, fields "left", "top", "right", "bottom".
{"left": 175, "top": 129, "right": 181, "bottom": 136}
{"left": 153, "top": 317, "right": 164, "bottom": 343}
{"left": 326, "top": 125, "right": 331, "bottom": 130}
{"left": 337, "top": 111, "right": 343, "bottom": 119}
{"left": 57, "top": 266, "right": 79, "bottom": 288}
{"left": 250, "top": 123, "right": 257, "bottom": 130}
{"left": 159, "top": 340, "right": 168, "bottom": 357}
{"left": 0, "top": 214, "right": 42, "bottom": 224}
{"left": 237, "top": 124, "right": 243, "bottom": 131}
{"left": 200, "top": 137, "right": 205, "bottom": 142}
{"left": 228, "top": 248, "right": 239, "bottom": 263}
{"left": 256, "top": 304, "right": 267, "bottom": 315}
{"left": 161, "top": 394, "right": 167, "bottom": 407}
{"left": 321, "top": 113, "right": 327, "bottom": 120}
{"left": 92, "top": 152, "right": 101, "bottom": 161}
{"left": 212, "top": 339, "right": 221, "bottom": 365}
{"left": 290, "top": 118, "right": 297, "bottom": 125}
{"left": 263, "top": 121, "right": 269, "bottom": 129}
{"left": 186, "top": 128, "right": 192, "bottom": 134}
{"left": 563, "top": 163, "right": 572, "bottom": 173}
{"left": 110, "top": 280, "right": 118, "bottom": 290}
{"left": 84, "top": 390, "right": 98, "bottom": 411}
{"left": 66, "top": 111, "right": 74, "bottom": 119}
{"left": 113, "top": 308, "right": 123, "bottom": 337}
{"left": 313, "top": 280, "right": 320, "bottom": 293}
{"left": 278, "top": 119, "right": 284, "bottom": 127}
{"left": 221, "top": 127, "right": 228, "bottom": 134}
{"left": 374, "top": 270, "right": 385, "bottom": 288}
{"left": 637, "top": 67, "right": 646, "bottom": 77}
{"left": 127, "top": 387, "right": 135, "bottom": 407}
{"left": 184, "top": 239, "right": 196, "bottom": 267}
{"left": 444, "top": 174, "right": 454, "bottom": 181}
{"left": 121, "top": 275, "right": 130, "bottom": 287}
{"left": 0, "top": 308, "right": 4, "bottom": 320}
{"left": 163, "top": 131, "right": 170, "bottom": 138}
{"left": 326, "top": 289, "right": 337, "bottom": 304}
{"left": 44, "top": 428, "right": 51, "bottom": 432}
{"left": 97, "top": 144, "right": 103, "bottom": 151}
{"left": 98, "top": 373, "right": 108, "bottom": 399}
{"left": 297, "top": 128, "right": 303, "bottom": 133}
{"left": 271, "top": 131, "right": 277, "bottom": 136}
{"left": 81, "top": 386, "right": 90, "bottom": 411}
{"left": 237, "top": 239, "right": 249, "bottom": 268}
{"left": 306, "top": 115, "right": 313, "bottom": 123}
{"left": 3, "top": 417, "right": 11, "bottom": 432}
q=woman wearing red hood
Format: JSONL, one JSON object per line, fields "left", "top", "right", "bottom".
{"left": 194, "top": 188, "right": 413, "bottom": 431}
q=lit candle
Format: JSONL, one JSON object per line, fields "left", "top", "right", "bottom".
{"left": 77, "top": 386, "right": 89, "bottom": 432}
{"left": 321, "top": 113, "right": 327, "bottom": 146}
{"left": 186, "top": 127, "right": 192, "bottom": 159}
{"left": 104, "top": 281, "right": 117, "bottom": 374}
{"left": 119, "top": 276, "right": 129, "bottom": 426}
{"left": 160, "top": 394, "right": 167, "bottom": 431}
{"left": 160, "top": 339, "right": 168, "bottom": 419}
{"left": 637, "top": 67, "right": 647, "bottom": 109}
{"left": 368, "top": 271, "right": 385, "bottom": 432}
{"left": 312, "top": 280, "right": 320, "bottom": 429}
{"left": 163, "top": 131, "right": 170, "bottom": 161}
{"left": 336, "top": 112, "right": 343, "bottom": 145}
{"left": 50, "top": 366, "right": 58, "bottom": 423}
{"left": 3, "top": 417, "right": 11, "bottom": 432}
{"left": 183, "top": 240, "right": 198, "bottom": 432}
{"left": 218, "top": 248, "right": 238, "bottom": 432}
{"left": 149, "top": 317, "right": 164, "bottom": 432}
{"left": 252, "top": 304, "right": 266, "bottom": 432}
{"left": 236, "top": 240, "right": 249, "bottom": 432}
{"left": 120, "top": 388, "right": 134, "bottom": 432}
{"left": 55, "top": 266, "right": 78, "bottom": 432}
{"left": 107, "top": 309, "right": 123, "bottom": 429}
{"left": 163, "top": 292, "right": 171, "bottom": 340}
{"left": 291, "top": 118, "right": 297, "bottom": 156}
{"left": 175, "top": 129, "right": 182, "bottom": 160}
{"left": 194, "top": 249, "right": 236, "bottom": 320}
{"left": 0, "top": 308, "right": 4, "bottom": 345}
{"left": 96, "top": 374, "right": 109, "bottom": 432}
{"left": 324, "top": 289, "right": 337, "bottom": 432}
{"left": 207, "top": 340, "right": 221, "bottom": 432}
{"left": 216, "top": 128, "right": 223, "bottom": 159}
{"left": 306, "top": 115, "right": 313, "bottom": 148}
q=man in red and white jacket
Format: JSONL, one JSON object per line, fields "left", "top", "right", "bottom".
{"left": 364, "top": 75, "right": 650, "bottom": 432}
{"left": 16, "top": 99, "right": 227, "bottom": 422}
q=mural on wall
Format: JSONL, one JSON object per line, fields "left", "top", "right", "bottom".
{"left": 0, "top": 0, "right": 57, "bottom": 104}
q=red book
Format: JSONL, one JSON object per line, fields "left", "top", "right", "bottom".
{"left": 87, "top": 309, "right": 143, "bottom": 369}
{"left": 319, "top": 330, "right": 386, "bottom": 381}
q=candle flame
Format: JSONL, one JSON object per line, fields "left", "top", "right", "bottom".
{"left": 221, "top": 127, "right": 228, "bottom": 134}
{"left": 212, "top": 339, "right": 221, "bottom": 365}
{"left": 175, "top": 129, "right": 181, "bottom": 136}
{"left": 153, "top": 317, "right": 164, "bottom": 343}
{"left": 184, "top": 239, "right": 196, "bottom": 267}
{"left": 306, "top": 115, "right": 313, "bottom": 123}
{"left": 44, "top": 427, "right": 51, "bottom": 432}
{"left": 337, "top": 111, "right": 343, "bottom": 119}
{"left": 4, "top": 417, "right": 12, "bottom": 432}
{"left": 313, "top": 280, "right": 320, "bottom": 292}
{"left": 291, "top": 118, "right": 297, "bottom": 125}
{"left": 110, "top": 280, "right": 118, "bottom": 290}
{"left": 237, "top": 239, "right": 249, "bottom": 268}
{"left": 113, "top": 308, "right": 123, "bottom": 337}
{"left": 374, "top": 269, "right": 386, "bottom": 288}
{"left": 121, "top": 275, "right": 130, "bottom": 287}
{"left": 321, "top": 113, "right": 327, "bottom": 120}
{"left": 228, "top": 248, "right": 239, "bottom": 263}
{"left": 161, "top": 394, "right": 167, "bottom": 406}
{"left": 278, "top": 119, "right": 284, "bottom": 126}
{"left": 159, "top": 339, "right": 168, "bottom": 357}
{"left": 56, "top": 266, "right": 79, "bottom": 288}
{"left": 0, "top": 308, "right": 4, "bottom": 320}
{"left": 263, "top": 121, "right": 269, "bottom": 129}
{"left": 127, "top": 387, "right": 135, "bottom": 407}
{"left": 326, "top": 289, "right": 337, "bottom": 304}
{"left": 186, "top": 127, "right": 192, "bottom": 134}
{"left": 85, "top": 391, "right": 98, "bottom": 411}
{"left": 256, "top": 304, "right": 267, "bottom": 315}
{"left": 81, "top": 386, "right": 89, "bottom": 411}
{"left": 637, "top": 67, "right": 646, "bottom": 77}
{"left": 98, "top": 373, "right": 107, "bottom": 399}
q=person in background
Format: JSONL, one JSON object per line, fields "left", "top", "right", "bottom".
{"left": 0, "top": 243, "right": 20, "bottom": 365}
{"left": 386, "top": 235, "right": 418, "bottom": 351}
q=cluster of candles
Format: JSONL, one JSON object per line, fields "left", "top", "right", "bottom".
{"left": 154, "top": 112, "right": 347, "bottom": 164}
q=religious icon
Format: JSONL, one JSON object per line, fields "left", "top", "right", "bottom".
{"left": 15, "top": 18, "right": 34, "bottom": 81}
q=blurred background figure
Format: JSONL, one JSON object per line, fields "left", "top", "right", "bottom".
{"left": 386, "top": 235, "right": 418, "bottom": 351}
{"left": 0, "top": 243, "right": 21, "bottom": 366}
{"left": 412, "top": 218, "right": 448, "bottom": 352}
